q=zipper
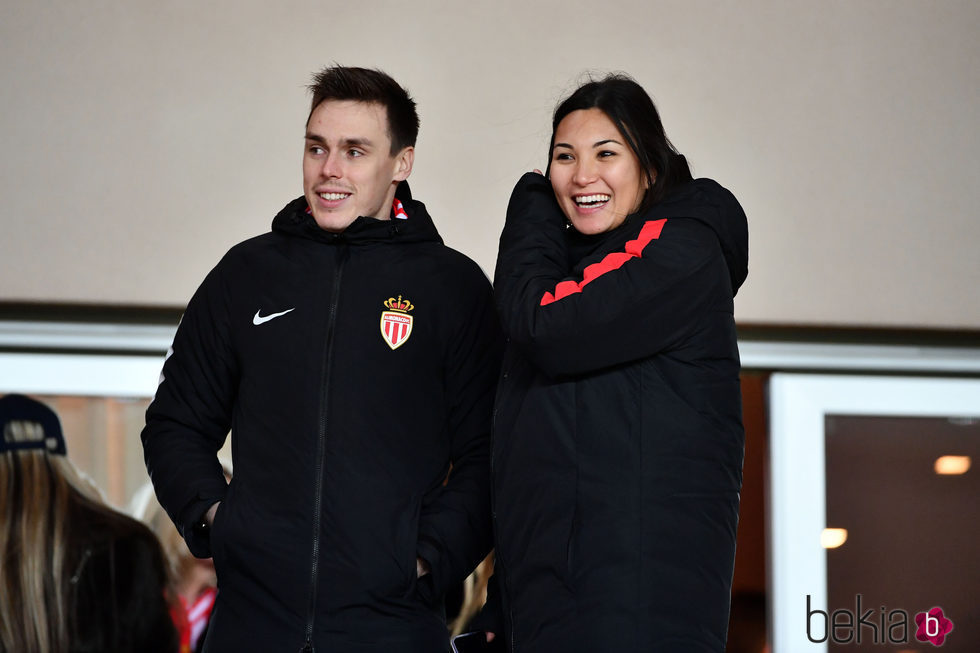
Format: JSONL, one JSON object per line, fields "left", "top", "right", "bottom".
{"left": 490, "top": 356, "right": 517, "bottom": 653}
{"left": 495, "top": 528, "right": 517, "bottom": 653}
{"left": 303, "top": 242, "right": 348, "bottom": 652}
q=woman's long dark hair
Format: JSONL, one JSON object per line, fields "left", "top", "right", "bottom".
{"left": 545, "top": 73, "right": 692, "bottom": 210}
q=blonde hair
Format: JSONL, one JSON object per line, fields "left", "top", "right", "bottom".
{"left": 1, "top": 451, "right": 115, "bottom": 653}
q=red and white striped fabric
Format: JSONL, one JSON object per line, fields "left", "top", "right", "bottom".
{"left": 392, "top": 198, "right": 408, "bottom": 220}
{"left": 175, "top": 586, "right": 218, "bottom": 653}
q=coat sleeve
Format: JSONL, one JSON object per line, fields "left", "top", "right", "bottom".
{"left": 415, "top": 271, "right": 503, "bottom": 603}
{"left": 141, "top": 261, "right": 236, "bottom": 558}
{"left": 493, "top": 172, "right": 730, "bottom": 378}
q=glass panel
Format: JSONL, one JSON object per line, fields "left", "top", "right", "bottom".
{"left": 824, "top": 415, "right": 978, "bottom": 652}
{"left": 768, "top": 374, "right": 980, "bottom": 653}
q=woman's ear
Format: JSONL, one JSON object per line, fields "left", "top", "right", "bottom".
{"left": 647, "top": 169, "right": 657, "bottom": 189}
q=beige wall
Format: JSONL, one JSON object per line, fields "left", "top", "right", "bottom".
{"left": 2, "top": 0, "right": 978, "bottom": 328}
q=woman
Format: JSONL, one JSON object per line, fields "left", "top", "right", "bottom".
{"left": 0, "top": 394, "right": 177, "bottom": 653}
{"left": 488, "top": 74, "right": 749, "bottom": 652}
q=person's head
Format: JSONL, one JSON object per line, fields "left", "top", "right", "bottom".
{"left": 545, "top": 73, "right": 692, "bottom": 235}
{"left": 303, "top": 66, "right": 419, "bottom": 232}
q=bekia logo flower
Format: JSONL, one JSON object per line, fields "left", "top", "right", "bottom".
{"left": 915, "top": 607, "right": 954, "bottom": 646}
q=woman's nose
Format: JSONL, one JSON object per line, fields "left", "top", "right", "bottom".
{"left": 572, "top": 160, "right": 597, "bottom": 186}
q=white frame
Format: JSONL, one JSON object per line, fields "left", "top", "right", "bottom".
{"left": 768, "top": 373, "right": 980, "bottom": 652}
{"left": 0, "top": 320, "right": 175, "bottom": 354}
{"left": 0, "top": 320, "right": 173, "bottom": 397}
{"left": 0, "top": 352, "right": 164, "bottom": 398}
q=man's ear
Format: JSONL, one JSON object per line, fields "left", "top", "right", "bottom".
{"left": 393, "top": 146, "right": 414, "bottom": 182}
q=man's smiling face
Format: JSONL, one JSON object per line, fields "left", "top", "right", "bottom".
{"left": 303, "top": 100, "right": 413, "bottom": 232}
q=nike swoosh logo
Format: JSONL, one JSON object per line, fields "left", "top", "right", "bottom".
{"left": 253, "top": 308, "right": 295, "bottom": 325}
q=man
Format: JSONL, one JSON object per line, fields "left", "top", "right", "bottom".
{"left": 142, "top": 66, "right": 502, "bottom": 653}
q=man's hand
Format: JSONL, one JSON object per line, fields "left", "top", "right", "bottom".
{"left": 416, "top": 556, "right": 430, "bottom": 578}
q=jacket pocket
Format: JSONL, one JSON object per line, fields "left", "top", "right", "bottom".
{"left": 400, "top": 493, "right": 423, "bottom": 599}
{"left": 342, "top": 490, "right": 421, "bottom": 600}
{"left": 209, "top": 481, "right": 234, "bottom": 577}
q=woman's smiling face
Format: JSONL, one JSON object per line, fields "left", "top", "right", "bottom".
{"left": 549, "top": 108, "right": 649, "bottom": 235}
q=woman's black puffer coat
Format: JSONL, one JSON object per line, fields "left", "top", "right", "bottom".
{"left": 490, "top": 172, "right": 749, "bottom": 652}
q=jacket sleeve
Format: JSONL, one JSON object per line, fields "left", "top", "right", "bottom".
{"left": 415, "top": 273, "right": 503, "bottom": 602}
{"left": 141, "top": 262, "right": 236, "bottom": 558}
{"left": 493, "top": 173, "right": 729, "bottom": 378}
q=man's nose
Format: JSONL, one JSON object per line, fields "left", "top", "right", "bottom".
{"left": 321, "top": 151, "right": 343, "bottom": 179}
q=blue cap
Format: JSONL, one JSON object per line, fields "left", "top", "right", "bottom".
{"left": 0, "top": 394, "right": 67, "bottom": 455}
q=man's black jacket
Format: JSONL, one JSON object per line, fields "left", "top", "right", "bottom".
{"left": 142, "top": 183, "right": 502, "bottom": 652}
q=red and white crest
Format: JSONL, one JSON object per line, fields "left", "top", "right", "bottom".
{"left": 380, "top": 295, "right": 414, "bottom": 350}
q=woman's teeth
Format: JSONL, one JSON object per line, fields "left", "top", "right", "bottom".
{"left": 574, "top": 194, "right": 610, "bottom": 207}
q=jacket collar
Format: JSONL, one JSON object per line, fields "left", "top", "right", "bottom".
{"left": 271, "top": 181, "right": 443, "bottom": 246}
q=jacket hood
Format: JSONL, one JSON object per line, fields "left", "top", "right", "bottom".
{"left": 659, "top": 178, "right": 749, "bottom": 295}
{"left": 271, "top": 181, "right": 443, "bottom": 246}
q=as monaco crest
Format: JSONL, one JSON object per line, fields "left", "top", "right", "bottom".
{"left": 380, "top": 295, "right": 414, "bottom": 350}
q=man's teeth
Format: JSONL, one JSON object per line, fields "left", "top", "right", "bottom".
{"left": 319, "top": 192, "right": 350, "bottom": 200}
{"left": 575, "top": 194, "right": 610, "bottom": 206}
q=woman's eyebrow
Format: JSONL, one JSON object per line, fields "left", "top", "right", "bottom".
{"left": 553, "top": 138, "right": 622, "bottom": 151}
